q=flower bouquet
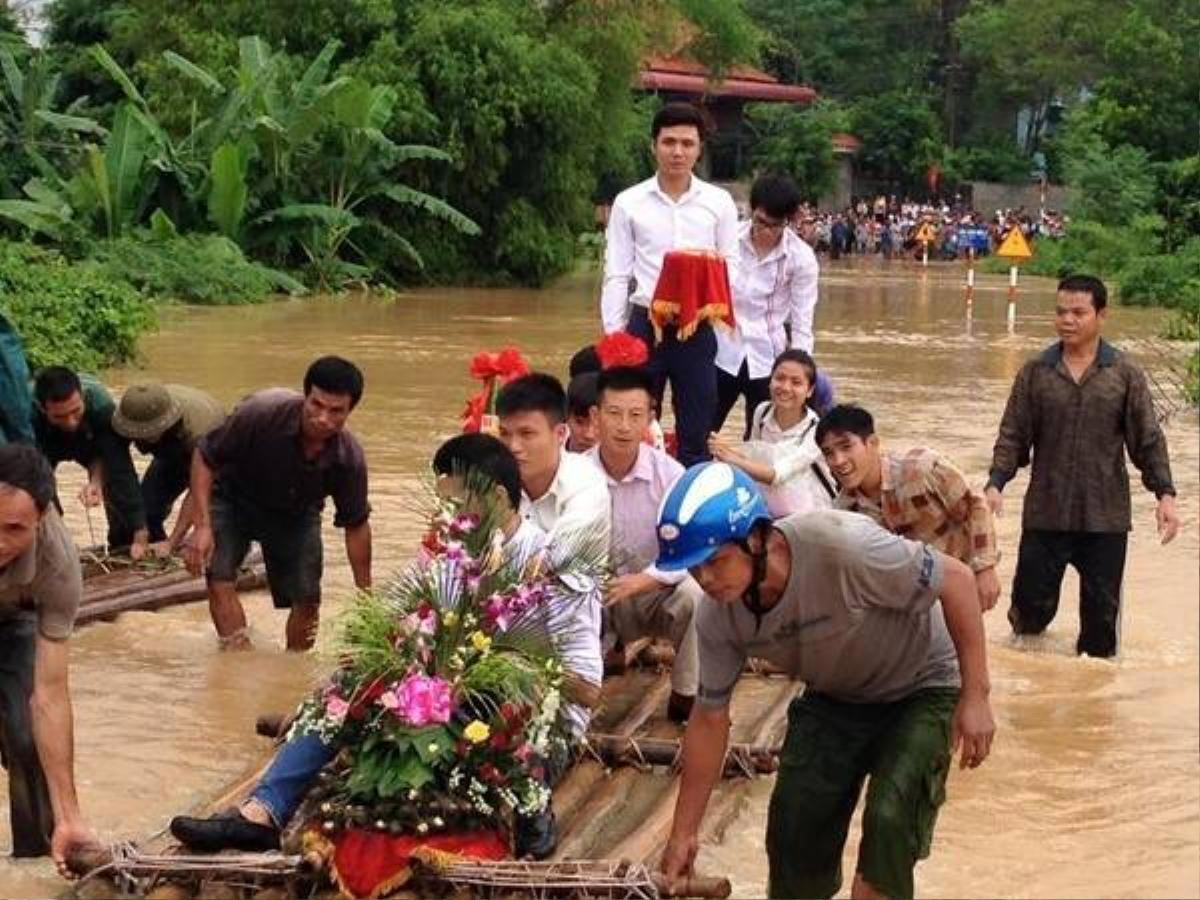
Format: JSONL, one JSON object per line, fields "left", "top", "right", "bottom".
{"left": 460, "top": 347, "right": 530, "bottom": 434}
{"left": 290, "top": 476, "right": 601, "bottom": 897}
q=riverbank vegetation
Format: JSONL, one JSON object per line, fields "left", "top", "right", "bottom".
{"left": 0, "top": 0, "right": 1195, "bottom": 383}
{"left": 0, "top": 0, "right": 757, "bottom": 366}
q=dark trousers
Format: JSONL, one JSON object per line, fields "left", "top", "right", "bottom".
{"left": 714, "top": 362, "right": 771, "bottom": 440}
{"left": 0, "top": 614, "right": 54, "bottom": 856}
{"left": 1009, "top": 529, "right": 1129, "bottom": 658}
{"left": 627, "top": 306, "right": 717, "bottom": 467}
{"left": 141, "top": 457, "right": 190, "bottom": 543}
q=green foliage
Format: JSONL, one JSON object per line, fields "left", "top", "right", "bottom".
{"left": 85, "top": 230, "right": 304, "bottom": 304}
{"left": 1153, "top": 156, "right": 1200, "bottom": 253}
{"left": 0, "top": 240, "right": 153, "bottom": 370}
{"left": 1058, "top": 117, "right": 1156, "bottom": 227}
{"left": 746, "top": 100, "right": 847, "bottom": 198}
{"left": 675, "top": 0, "right": 761, "bottom": 79}
{"left": 1087, "top": 2, "right": 1199, "bottom": 162}
{"left": 1113, "top": 239, "right": 1200, "bottom": 312}
{"left": 849, "top": 90, "right": 942, "bottom": 189}
{"left": 942, "top": 135, "right": 1032, "bottom": 184}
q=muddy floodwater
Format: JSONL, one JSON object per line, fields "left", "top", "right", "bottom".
{"left": 0, "top": 260, "right": 1196, "bottom": 899}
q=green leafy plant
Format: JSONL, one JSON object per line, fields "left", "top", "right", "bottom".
{"left": 0, "top": 241, "right": 153, "bottom": 370}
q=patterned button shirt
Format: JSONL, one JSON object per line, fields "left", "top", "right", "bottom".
{"left": 836, "top": 447, "right": 999, "bottom": 573}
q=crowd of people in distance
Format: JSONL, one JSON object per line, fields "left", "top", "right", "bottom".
{"left": 785, "top": 196, "right": 1066, "bottom": 262}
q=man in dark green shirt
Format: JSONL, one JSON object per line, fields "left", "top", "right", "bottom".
{"left": 986, "top": 274, "right": 1179, "bottom": 658}
{"left": 32, "top": 367, "right": 148, "bottom": 558}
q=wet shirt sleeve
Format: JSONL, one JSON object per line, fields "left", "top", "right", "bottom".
{"left": 1123, "top": 364, "right": 1176, "bottom": 498}
{"left": 695, "top": 600, "right": 747, "bottom": 709}
{"left": 197, "top": 402, "right": 252, "bottom": 469}
{"left": 845, "top": 518, "right": 943, "bottom": 615}
{"left": 330, "top": 438, "right": 370, "bottom": 528}
{"left": 96, "top": 426, "right": 146, "bottom": 531}
{"left": 32, "top": 516, "right": 82, "bottom": 641}
{"left": 988, "top": 362, "right": 1035, "bottom": 491}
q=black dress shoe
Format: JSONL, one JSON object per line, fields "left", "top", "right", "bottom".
{"left": 513, "top": 808, "right": 557, "bottom": 860}
{"left": 667, "top": 690, "right": 695, "bottom": 724}
{"left": 170, "top": 812, "right": 280, "bottom": 853}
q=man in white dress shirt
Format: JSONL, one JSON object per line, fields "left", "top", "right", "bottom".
{"left": 600, "top": 103, "right": 739, "bottom": 467}
{"left": 584, "top": 366, "right": 699, "bottom": 722}
{"left": 495, "top": 373, "right": 610, "bottom": 559}
{"left": 714, "top": 174, "right": 820, "bottom": 439}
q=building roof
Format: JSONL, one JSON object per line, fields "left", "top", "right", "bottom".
{"left": 639, "top": 55, "right": 817, "bottom": 104}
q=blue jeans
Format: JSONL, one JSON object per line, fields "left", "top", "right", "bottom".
{"left": 250, "top": 732, "right": 336, "bottom": 827}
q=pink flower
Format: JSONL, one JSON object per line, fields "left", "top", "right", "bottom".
{"left": 391, "top": 673, "right": 453, "bottom": 726}
{"left": 403, "top": 605, "right": 438, "bottom": 636}
{"left": 451, "top": 513, "right": 480, "bottom": 535}
{"left": 325, "top": 694, "right": 350, "bottom": 723}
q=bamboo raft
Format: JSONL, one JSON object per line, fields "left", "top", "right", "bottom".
{"left": 70, "top": 656, "right": 799, "bottom": 899}
{"left": 76, "top": 550, "right": 268, "bottom": 628}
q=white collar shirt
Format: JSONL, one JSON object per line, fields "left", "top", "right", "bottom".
{"left": 716, "top": 221, "right": 820, "bottom": 378}
{"left": 600, "top": 174, "right": 740, "bottom": 334}
{"left": 519, "top": 450, "right": 611, "bottom": 559}
{"left": 585, "top": 443, "right": 686, "bottom": 586}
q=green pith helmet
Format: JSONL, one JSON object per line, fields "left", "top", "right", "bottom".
{"left": 112, "top": 383, "right": 182, "bottom": 442}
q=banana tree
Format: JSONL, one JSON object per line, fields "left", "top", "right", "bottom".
{"left": 165, "top": 38, "right": 479, "bottom": 285}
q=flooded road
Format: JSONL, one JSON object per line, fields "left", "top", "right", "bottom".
{"left": 0, "top": 260, "right": 1196, "bottom": 898}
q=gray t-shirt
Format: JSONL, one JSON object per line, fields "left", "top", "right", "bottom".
{"left": 0, "top": 508, "right": 82, "bottom": 641}
{"left": 696, "top": 510, "right": 960, "bottom": 706}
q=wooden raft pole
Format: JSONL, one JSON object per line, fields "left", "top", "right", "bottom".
{"left": 76, "top": 564, "right": 266, "bottom": 627}
{"left": 414, "top": 858, "right": 732, "bottom": 899}
{"left": 586, "top": 732, "right": 778, "bottom": 775}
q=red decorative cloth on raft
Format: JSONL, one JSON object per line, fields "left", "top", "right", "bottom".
{"left": 649, "top": 249, "right": 735, "bottom": 340}
{"left": 306, "top": 825, "right": 509, "bottom": 899}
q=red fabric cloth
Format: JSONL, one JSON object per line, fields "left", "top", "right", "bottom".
{"left": 650, "top": 249, "right": 735, "bottom": 339}
{"left": 328, "top": 827, "right": 509, "bottom": 899}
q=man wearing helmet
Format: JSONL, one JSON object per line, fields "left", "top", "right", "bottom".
{"left": 657, "top": 463, "right": 994, "bottom": 900}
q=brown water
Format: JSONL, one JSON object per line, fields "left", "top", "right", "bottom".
{"left": 1, "top": 260, "right": 1196, "bottom": 898}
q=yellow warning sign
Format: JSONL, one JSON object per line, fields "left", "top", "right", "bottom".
{"left": 995, "top": 227, "right": 1033, "bottom": 261}
{"left": 914, "top": 222, "right": 937, "bottom": 244}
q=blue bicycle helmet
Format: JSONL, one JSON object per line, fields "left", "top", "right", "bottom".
{"left": 655, "top": 462, "right": 771, "bottom": 571}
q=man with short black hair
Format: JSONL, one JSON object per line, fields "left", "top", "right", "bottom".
{"left": 586, "top": 366, "right": 697, "bottom": 721}
{"left": 0, "top": 444, "right": 95, "bottom": 871}
{"left": 565, "top": 372, "right": 600, "bottom": 454}
{"left": 817, "top": 403, "right": 1001, "bottom": 611}
{"left": 986, "top": 273, "right": 1179, "bottom": 658}
{"left": 715, "top": 174, "right": 820, "bottom": 438}
{"left": 32, "top": 366, "right": 147, "bottom": 557}
{"left": 495, "top": 373, "right": 609, "bottom": 552}
{"left": 185, "top": 356, "right": 372, "bottom": 651}
{"left": 600, "top": 102, "right": 739, "bottom": 466}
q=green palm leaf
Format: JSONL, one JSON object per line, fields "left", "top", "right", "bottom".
{"left": 208, "top": 142, "right": 248, "bottom": 239}
{"left": 379, "top": 184, "right": 480, "bottom": 236}
{"left": 162, "top": 51, "right": 224, "bottom": 94}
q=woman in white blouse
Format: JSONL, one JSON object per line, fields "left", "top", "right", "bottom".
{"left": 707, "top": 349, "right": 836, "bottom": 517}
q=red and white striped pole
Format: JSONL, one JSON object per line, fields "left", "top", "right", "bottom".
{"left": 1007, "top": 264, "right": 1018, "bottom": 332}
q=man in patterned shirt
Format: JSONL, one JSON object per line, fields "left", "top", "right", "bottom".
{"left": 817, "top": 404, "right": 1001, "bottom": 611}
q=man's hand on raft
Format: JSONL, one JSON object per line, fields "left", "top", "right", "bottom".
{"left": 659, "top": 831, "right": 699, "bottom": 895}
{"left": 52, "top": 818, "right": 100, "bottom": 880}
